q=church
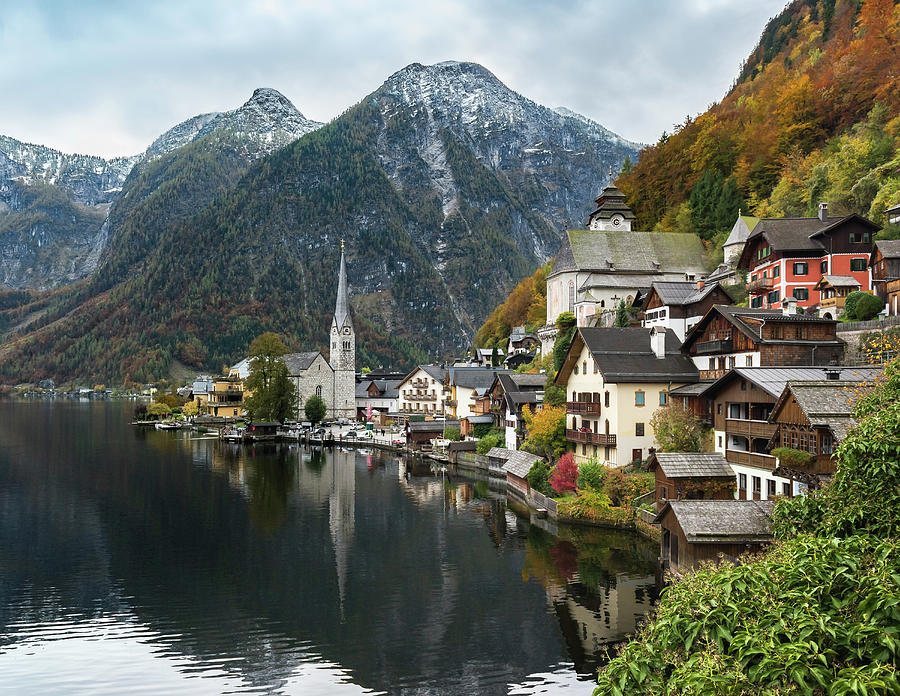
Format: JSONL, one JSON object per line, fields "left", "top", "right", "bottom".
{"left": 282, "top": 246, "right": 356, "bottom": 420}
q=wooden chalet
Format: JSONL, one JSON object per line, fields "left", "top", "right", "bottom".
{"left": 404, "top": 419, "right": 460, "bottom": 450}
{"left": 647, "top": 452, "right": 735, "bottom": 512}
{"left": 813, "top": 275, "right": 861, "bottom": 319}
{"left": 680, "top": 305, "right": 844, "bottom": 380}
{"left": 640, "top": 280, "right": 734, "bottom": 341}
{"left": 654, "top": 500, "right": 775, "bottom": 573}
{"left": 768, "top": 377, "right": 877, "bottom": 488}
{"left": 870, "top": 239, "right": 900, "bottom": 315}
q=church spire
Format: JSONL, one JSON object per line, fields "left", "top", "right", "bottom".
{"left": 334, "top": 242, "right": 351, "bottom": 329}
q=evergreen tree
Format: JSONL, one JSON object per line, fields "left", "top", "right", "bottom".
{"left": 615, "top": 300, "right": 629, "bottom": 327}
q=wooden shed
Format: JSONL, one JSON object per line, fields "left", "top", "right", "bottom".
{"left": 502, "top": 451, "right": 542, "bottom": 502}
{"left": 647, "top": 452, "right": 736, "bottom": 512}
{"left": 654, "top": 500, "right": 775, "bottom": 573}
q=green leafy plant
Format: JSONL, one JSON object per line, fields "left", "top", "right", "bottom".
{"left": 526, "top": 459, "right": 553, "bottom": 497}
{"left": 577, "top": 457, "right": 606, "bottom": 491}
{"left": 771, "top": 446, "right": 814, "bottom": 467}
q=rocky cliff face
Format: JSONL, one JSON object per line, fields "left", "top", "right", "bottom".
{"left": 0, "top": 88, "right": 321, "bottom": 289}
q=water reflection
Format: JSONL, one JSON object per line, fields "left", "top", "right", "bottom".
{"left": 0, "top": 401, "right": 659, "bottom": 694}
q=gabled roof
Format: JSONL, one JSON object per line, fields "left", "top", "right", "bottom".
{"left": 449, "top": 366, "right": 510, "bottom": 390}
{"left": 645, "top": 280, "right": 731, "bottom": 307}
{"left": 549, "top": 230, "right": 707, "bottom": 278}
{"left": 769, "top": 379, "right": 877, "bottom": 442}
{"left": 654, "top": 500, "right": 775, "bottom": 543}
{"left": 702, "top": 366, "right": 883, "bottom": 399}
{"left": 406, "top": 419, "right": 460, "bottom": 433}
{"left": 557, "top": 327, "right": 699, "bottom": 384}
{"left": 681, "top": 305, "right": 839, "bottom": 352}
{"left": 874, "top": 239, "right": 900, "bottom": 260}
{"left": 356, "top": 379, "right": 401, "bottom": 399}
{"left": 486, "top": 447, "right": 515, "bottom": 461}
{"left": 399, "top": 365, "right": 447, "bottom": 387}
{"left": 495, "top": 372, "right": 545, "bottom": 412}
{"left": 283, "top": 351, "right": 325, "bottom": 374}
{"left": 503, "top": 451, "right": 542, "bottom": 479}
{"left": 814, "top": 275, "right": 860, "bottom": 290}
{"left": 648, "top": 452, "right": 734, "bottom": 479}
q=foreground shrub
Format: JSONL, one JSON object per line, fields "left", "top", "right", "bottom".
{"left": 578, "top": 457, "right": 606, "bottom": 491}
{"left": 550, "top": 452, "right": 578, "bottom": 494}
{"left": 526, "top": 459, "right": 553, "bottom": 497}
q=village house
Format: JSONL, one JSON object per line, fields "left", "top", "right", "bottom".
{"left": 508, "top": 326, "right": 541, "bottom": 354}
{"left": 870, "top": 239, "right": 900, "bottom": 315}
{"left": 813, "top": 275, "right": 861, "bottom": 319}
{"left": 887, "top": 202, "right": 900, "bottom": 226}
{"left": 736, "top": 204, "right": 877, "bottom": 311}
{"left": 647, "top": 452, "right": 735, "bottom": 512}
{"left": 445, "top": 366, "right": 510, "bottom": 421}
{"left": 540, "top": 184, "right": 707, "bottom": 352}
{"left": 767, "top": 377, "right": 877, "bottom": 490}
{"left": 699, "top": 366, "right": 881, "bottom": 501}
{"left": 488, "top": 372, "right": 546, "bottom": 449}
{"left": 355, "top": 377, "right": 401, "bottom": 423}
{"left": 556, "top": 326, "right": 699, "bottom": 466}
{"left": 397, "top": 365, "right": 448, "bottom": 416}
{"left": 654, "top": 500, "right": 775, "bottom": 574}
{"left": 405, "top": 419, "right": 460, "bottom": 451}
{"left": 680, "top": 304, "right": 845, "bottom": 381}
{"left": 640, "top": 280, "right": 734, "bottom": 341}
{"left": 207, "top": 376, "right": 245, "bottom": 417}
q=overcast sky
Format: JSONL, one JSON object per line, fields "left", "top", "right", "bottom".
{"left": 0, "top": 0, "right": 787, "bottom": 158}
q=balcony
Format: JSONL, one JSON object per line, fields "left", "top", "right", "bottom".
{"left": 725, "top": 419, "right": 777, "bottom": 439}
{"left": 405, "top": 394, "right": 437, "bottom": 402}
{"left": 819, "top": 295, "right": 844, "bottom": 309}
{"left": 747, "top": 277, "right": 774, "bottom": 293}
{"left": 725, "top": 449, "right": 776, "bottom": 471}
{"left": 695, "top": 339, "right": 733, "bottom": 355}
{"left": 567, "top": 401, "right": 602, "bottom": 415}
{"left": 566, "top": 429, "right": 616, "bottom": 446}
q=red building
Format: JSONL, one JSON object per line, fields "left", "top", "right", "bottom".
{"left": 736, "top": 204, "right": 877, "bottom": 311}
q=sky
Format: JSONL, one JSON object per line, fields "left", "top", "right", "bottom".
{"left": 0, "top": 0, "right": 787, "bottom": 159}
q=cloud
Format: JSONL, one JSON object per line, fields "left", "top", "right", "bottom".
{"left": 0, "top": 0, "right": 785, "bottom": 157}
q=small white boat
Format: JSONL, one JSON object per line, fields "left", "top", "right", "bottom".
{"left": 154, "top": 421, "right": 181, "bottom": 431}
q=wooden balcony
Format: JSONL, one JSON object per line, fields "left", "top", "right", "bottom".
{"left": 566, "top": 429, "right": 616, "bottom": 446}
{"left": 725, "top": 449, "right": 776, "bottom": 471}
{"left": 567, "top": 401, "right": 602, "bottom": 415}
{"left": 725, "top": 419, "right": 777, "bottom": 439}
{"left": 747, "top": 277, "right": 774, "bottom": 293}
{"left": 695, "top": 339, "right": 733, "bottom": 355}
{"left": 404, "top": 394, "right": 437, "bottom": 401}
{"left": 819, "top": 295, "right": 844, "bottom": 309}
{"left": 699, "top": 369, "right": 726, "bottom": 380}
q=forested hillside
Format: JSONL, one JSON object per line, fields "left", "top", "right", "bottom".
{"left": 474, "top": 263, "right": 551, "bottom": 349}
{"left": 618, "top": 0, "right": 900, "bottom": 254}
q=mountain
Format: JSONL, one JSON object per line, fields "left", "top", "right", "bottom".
{"left": 0, "top": 62, "right": 639, "bottom": 384}
{"left": 0, "top": 88, "right": 322, "bottom": 291}
{"left": 616, "top": 0, "right": 900, "bottom": 253}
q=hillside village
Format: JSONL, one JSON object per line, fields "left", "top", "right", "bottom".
{"left": 136, "top": 176, "right": 900, "bottom": 576}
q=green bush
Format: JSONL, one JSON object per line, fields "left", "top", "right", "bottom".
{"left": 475, "top": 428, "right": 505, "bottom": 455}
{"left": 443, "top": 427, "right": 462, "bottom": 442}
{"left": 853, "top": 292, "right": 885, "bottom": 321}
{"left": 526, "top": 459, "right": 553, "bottom": 497}
{"left": 577, "top": 457, "right": 606, "bottom": 491}
{"left": 771, "top": 447, "right": 813, "bottom": 468}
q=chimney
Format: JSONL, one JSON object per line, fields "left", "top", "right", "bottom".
{"left": 824, "top": 367, "right": 841, "bottom": 381}
{"left": 782, "top": 297, "right": 798, "bottom": 316}
{"left": 696, "top": 279, "right": 705, "bottom": 291}
{"left": 818, "top": 202, "right": 828, "bottom": 222}
{"left": 650, "top": 326, "right": 666, "bottom": 359}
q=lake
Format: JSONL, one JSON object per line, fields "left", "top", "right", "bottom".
{"left": 0, "top": 400, "right": 659, "bottom": 695}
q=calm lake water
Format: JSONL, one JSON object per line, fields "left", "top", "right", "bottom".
{"left": 0, "top": 400, "right": 659, "bottom": 695}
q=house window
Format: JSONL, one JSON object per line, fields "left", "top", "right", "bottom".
{"left": 751, "top": 273, "right": 757, "bottom": 281}
{"left": 793, "top": 262, "right": 808, "bottom": 275}
{"left": 751, "top": 296, "right": 763, "bottom": 308}
{"left": 773, "top": 265, "right": 780, "bottom": 278}
{"left": 661, "top": 486, "right": 668, "bottom": 500}
{"left": 767, "top": 290, "right": 780, "bottom": 304}
{"left": 793, "top": 288, "right": 809, "bottom": 300}
{"left": 745, "top": 355, "right": 753, "bottom": 367}
{"left": 635, "top": 390, "right": 645, "bottom": 407}
{"left": 659, "top": 391, "right": 667, "bottom": 406}
{"left": 783, "top": 482, "right": 791, "bottom": 496}
{"left": 574, "top": 364, "right": 579, "bottom": 375}
{"left": 752, "top": 476, "right": 761, "bottom": 494}
{"left": 635, "top": 422, "right": 645, "bottom": 437}
{"left": 717, "top": 403, "right": 722, "bottom": 415}
{"left": 820, "top": 260, "right": 828, "bottom": 274}
{"left": 593, "top": 360, "right": 598, "bottom": 374}
{"left": 739, "top": 474, "right": 747, "bottom": 490}
{"left": 604, "top": 392, "right": 610, "bottom": 407}
{"left": 767, "top": 479, "right": 776, "bottom": 497}
{"left": 728, "top": 357, "right": 736, "bottom": 369}
{"left": 850, "top": 258, "right": 867, "bottom": 272}
{"left": 718, "top": 435, "right": 723, "bottom": 448}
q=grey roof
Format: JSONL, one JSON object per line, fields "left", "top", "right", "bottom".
{"left": 750, "top": 216, "right": 831, "bottom": 253}
{"left": 649, "top": 452, "right": 734, "bottom": 479}
{"left": 464, "top": 415, "right": 494, "bottom": 425}
{"left": 449, "top": 366, "right": 510, "bottom": 389}
{"left": 411, "top": 365, "right": 447, "bottom": 383}
{"left": 887, "top": 202, "right": 900, "bottom": 214}
{"left": 656, "top": 500, "right": 776, "bottom": 543}
{"left": 508, "top": 373, "right": 546, "bottom": 388}
{"left": 550, "top": 230, "right": 707, "bottom": 278}
{"left": 772, "top": 379, "right": 876, "bottom": 441}
{"left": 573, "top": 327, "right": 699, "bottom": 383}
{"left": 406, "top": 419, "right": 460, "bottom": 433}
{"left": 875, "top": 239, "right": 900, "bottom": 259}
{"left": 649, "top": 280, "right": 727, "bottom": 306}
{"left": 486, "top": 447, "right": 514, "bottom": 461}
{"left": 503, "top": 450, "right": 543, "bottom": 479}
{"left": 587, "top": 186, "right": 637, "bottom": 221}
{"left": 283, "top": 351, "right": 323, "bottom": 374}
{"left": 356, "top": 379, "right": 401, "bottom": 399}
{"left": 668, "top": 381, "right": 716, "bottom": 397}
{"left": 706, "top": 366, "right": 883, "bottom": 399}
{"left": 723, "top": 215, "right": 760, "bottom": 248}
{"left": 818, "top": 275, "right": 861, "bottom": 289}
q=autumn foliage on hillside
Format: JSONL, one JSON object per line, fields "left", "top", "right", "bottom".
{"left": 474, "top": 262, "right": 550, "bottom": 348}
{"left": 619, "top": 0, "right": 900, "bottom": 247}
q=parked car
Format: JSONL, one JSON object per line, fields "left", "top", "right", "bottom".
{"left": 345, "top": 430, "right": 357, "bottom": 438}
{"left": 313, "top": 428, "right": 326, "bottom": 437}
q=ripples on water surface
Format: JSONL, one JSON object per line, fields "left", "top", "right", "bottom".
{"left": 0, "top": 400, "right": 659, "bottom": 695}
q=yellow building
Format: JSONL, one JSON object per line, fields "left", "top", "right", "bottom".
{"left": 556, "top": 327, "right": 699, "bottom": 466}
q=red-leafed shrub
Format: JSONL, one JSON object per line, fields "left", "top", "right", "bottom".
{"left": 550, "top": 452, "right": 578, "bottom": 494}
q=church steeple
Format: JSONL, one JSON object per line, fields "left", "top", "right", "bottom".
{"left": 334, "top": 241, "right": 352, "bottom": 330}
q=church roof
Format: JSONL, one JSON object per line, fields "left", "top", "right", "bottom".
{"left": 723, "top": 215, "right": 760, "bottom": 248}
{"left": 549, "top": 230, "right": 706, "bottom": 278}
{"left": 283, "top": 352, "right": 324, "bottom": 374}
{"left": 333, "top": 248, "right": 352, "bottom": 330}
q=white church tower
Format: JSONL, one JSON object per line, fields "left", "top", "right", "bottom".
{"left": 330, "top": 242, "right": 356, "bottom": 419}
